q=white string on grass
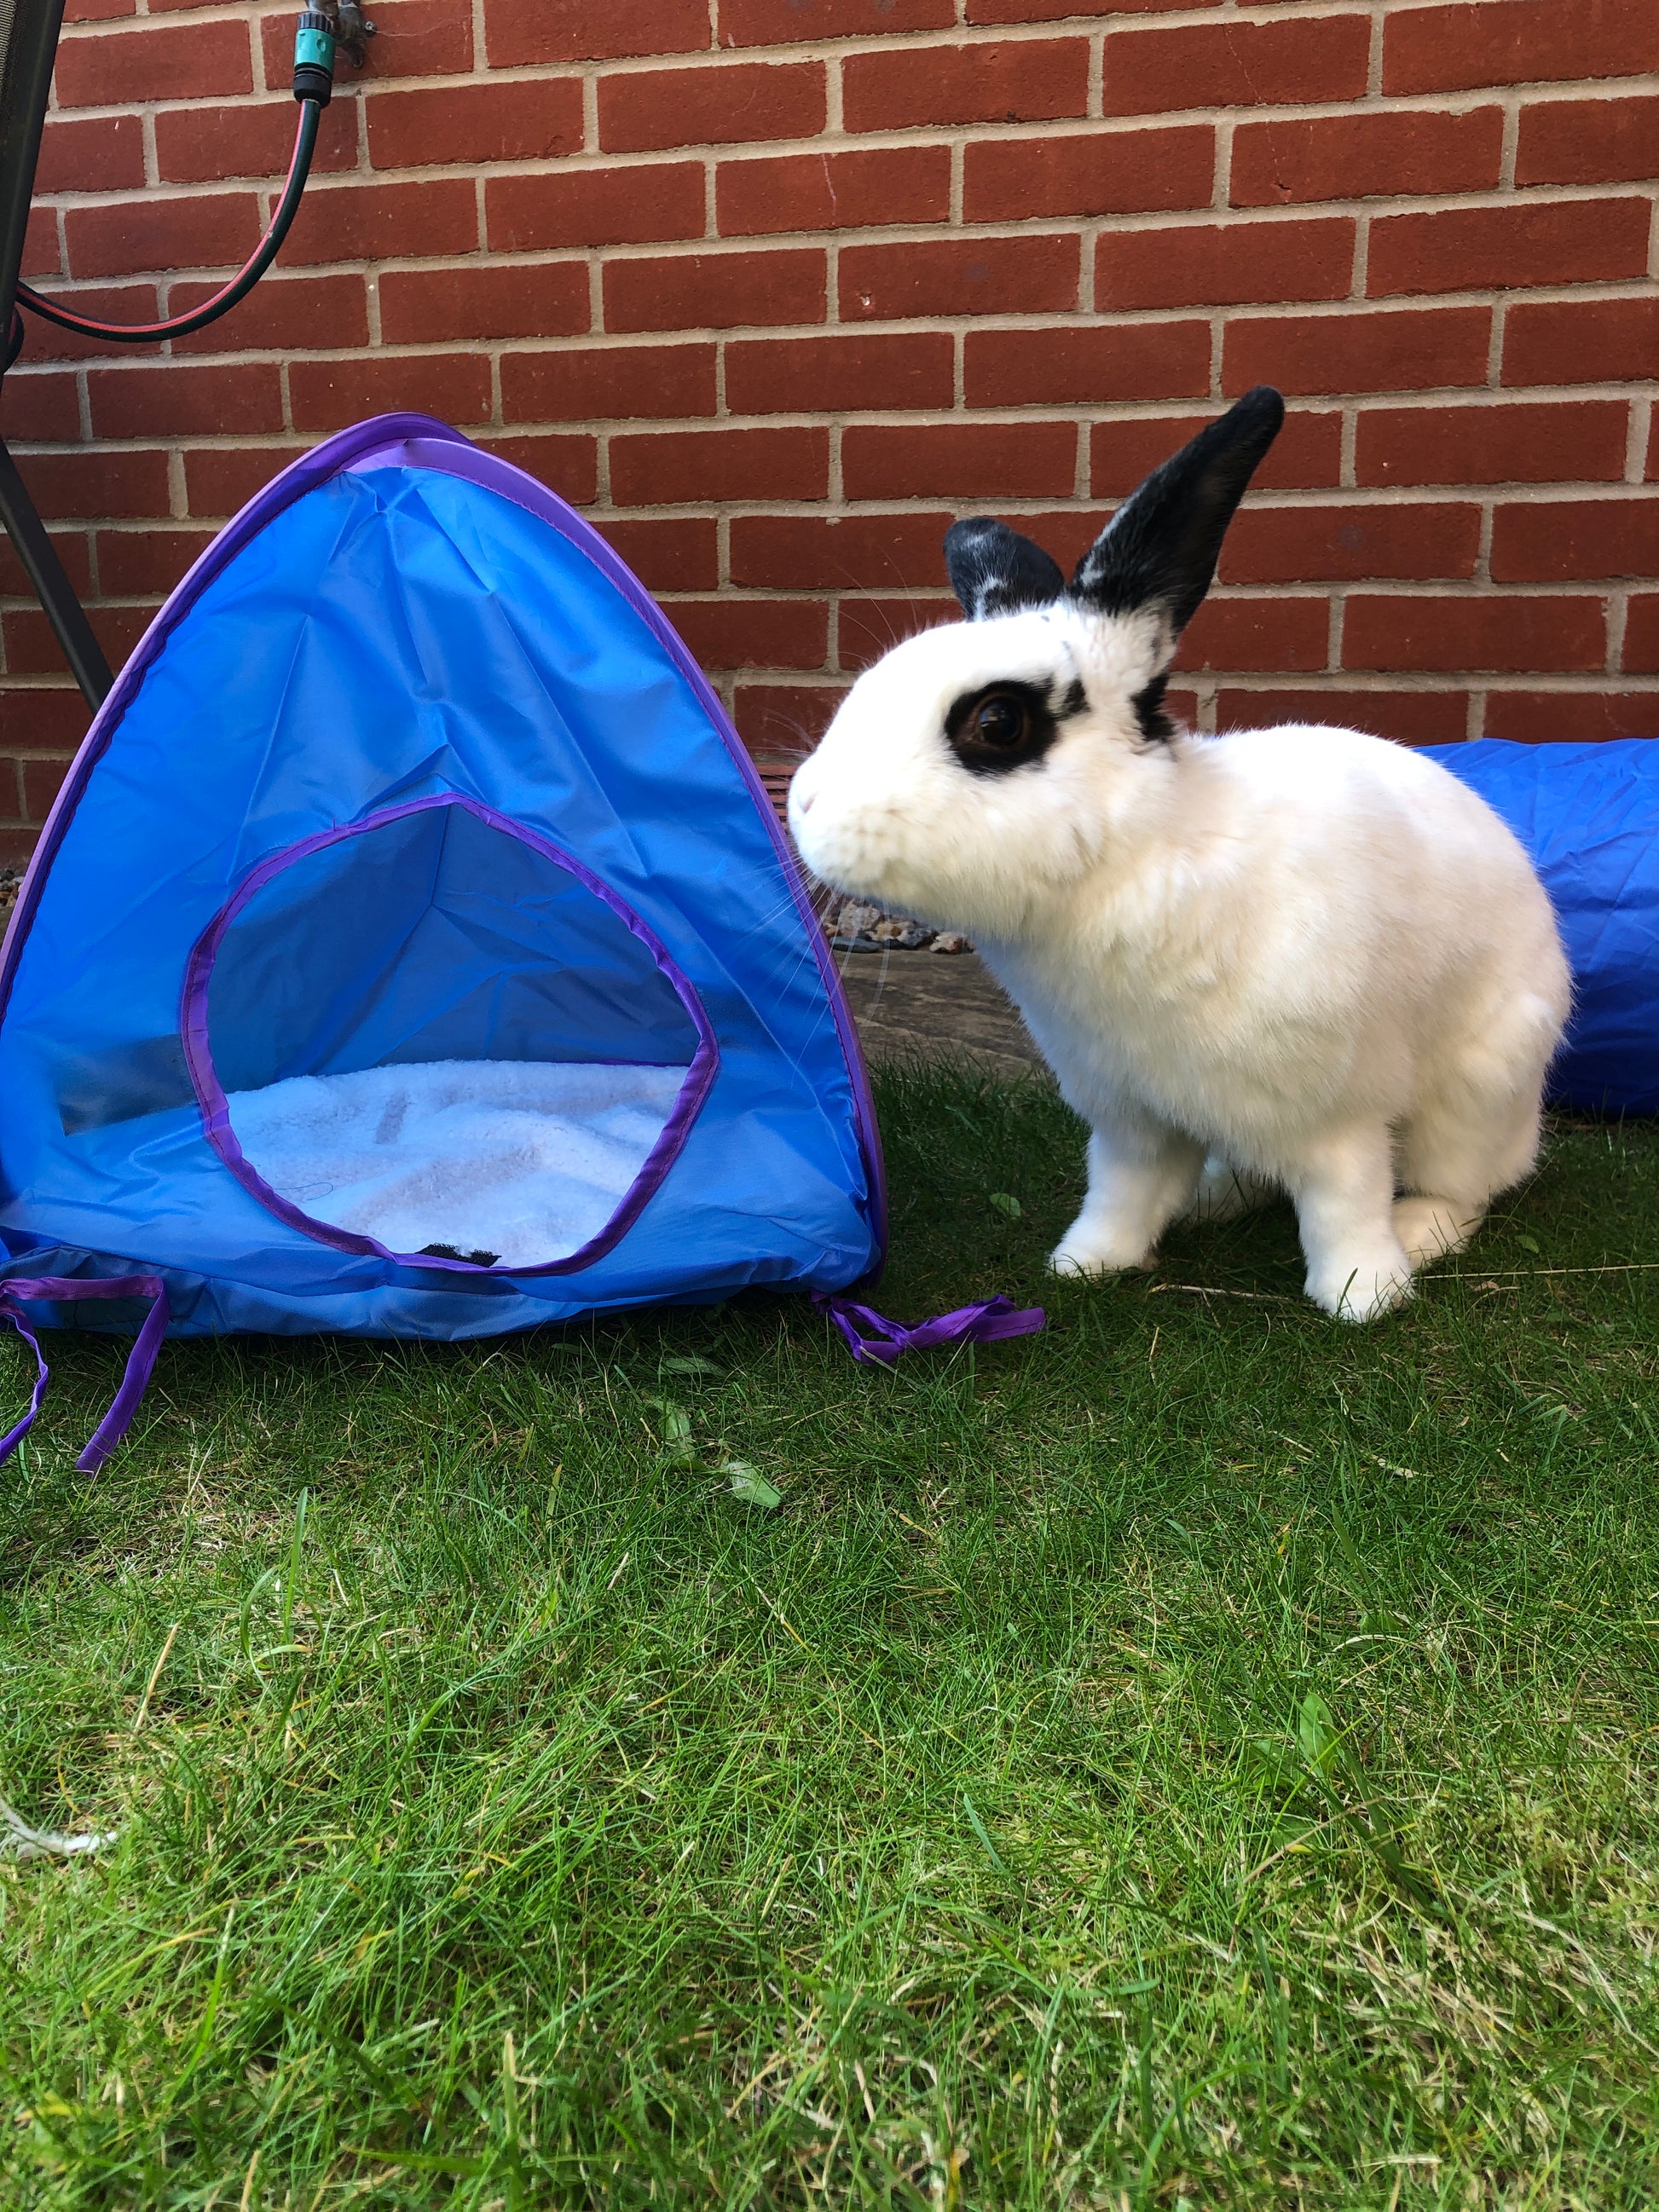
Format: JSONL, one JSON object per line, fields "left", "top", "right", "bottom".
{"left": 1, "top": 1793, "right": 118, "bottom": 1862}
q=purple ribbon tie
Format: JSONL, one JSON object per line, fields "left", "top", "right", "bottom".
{"left": 0, "top": 1274, "right": 171, "bottom": 1475}
{"left": 814, "top": 1292, "right": 1045, "bottom": 1367}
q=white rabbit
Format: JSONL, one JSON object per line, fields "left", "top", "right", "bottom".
{"left": 789, "top": 387, "right": 1570, "bottom": 1320}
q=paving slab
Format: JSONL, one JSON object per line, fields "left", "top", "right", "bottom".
{"left": 835, "top": 949, "right": 1045, "bottom": 1078}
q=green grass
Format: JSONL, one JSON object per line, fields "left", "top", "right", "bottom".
{"left": 3, "top": 1063, "right": 1659, "bottom": 2209}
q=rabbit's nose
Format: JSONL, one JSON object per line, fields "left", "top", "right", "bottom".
{"left": 794, "top": 787, "right": 816, "bottom": 815}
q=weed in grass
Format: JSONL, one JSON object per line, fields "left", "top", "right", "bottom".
{"left": 1, "top": 1063, "right": 1657, "bottom": 2205}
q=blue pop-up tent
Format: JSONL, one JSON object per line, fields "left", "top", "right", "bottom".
{"left": 0, "top": 416, "right": 1042, "bottom": 1467}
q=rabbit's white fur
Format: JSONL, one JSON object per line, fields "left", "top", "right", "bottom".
{"left": 790, "top": 580, "right": 1569, "bottom": 1322}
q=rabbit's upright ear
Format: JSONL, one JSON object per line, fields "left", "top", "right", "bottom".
{"left": 945, "top": 517, "right": 1066, "bottom": 621}
{"left": 1071, "top": 386, "right": 1285, "bottom": 638}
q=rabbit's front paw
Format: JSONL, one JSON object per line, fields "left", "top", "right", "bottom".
{"left": 1049, "top": 1222, "right": 1158, "bottom": 1278}
{"left": 1305, "top": 1245, "right": 1414, "bottom": 1322}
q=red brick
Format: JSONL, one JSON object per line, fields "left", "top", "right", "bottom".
{"left": 262, "top": 0, "right": 471, "bottom": 82}
{"left": 1344, "top": 596, "right": 1606, "bottom": 673}
{"left": 599, "top": 61, "right": 825, "bottom": 154}
{"left": 64, "top": 0, "right": 136, "bottom": 20}
{"left": 726, "top": 332, "right": 953, "bottom": 414}
{"left": 290, "top": 353, "right": 493, "bottom": 432}
{"left": 280, "top": 179, "right": 480, "bottom": 264}
{"left": 731, "top": 683, "right": 847, "bottom": 756}
{"left": 604, "top": 249, "right": 825, "bottom": 332}
{"left": 18, "top": 448, "right": 171, "bottom": 521}
{"left": 1505, "top": 297, "right": 1659, "bottom": 389}
{"left": 1651, "top": 413, "right": 1659, "bottom": 483}
{"left": 95, "top": 527, "right": 213, "bottom": 597}
{"left": 501, "top": 343, "right": 717, "bottom": 422}
{"left": 963, "top": 125, "right": 1213, "bottom": 222}
{"left": 1357, "top": 402, "right": 1629, "bottom": 488}
{"left": 34, "top": 113, "right": 145, "bottom": 194}
{"left": 841, "top": 234, "right": 1078, "bottom": 321}
{"left": 488, "top": 163, "right": 706, "bottom": 251}
{"left": 610, "top": 426, "right": 830, "bottom": 505}
{"left": 1516, "top": 94, "right": 1659, "bottom": 186}
{"left": 489, "top": 0, "right": 707, "bottom": 65}
{"left": 170, "top": 274, "right": 371, "bottom": 356}
{"left": 595, "top": 517, "right": 718, "bottom": 592}
{"left": 1216, "top": 687, "right": 1471, "bottom": 746}
{"left": 842, "top": 422, "right": 1078, "bottom": 502}
{"left": 1483, "top": 690, "right": 1659, "bottom": 742}
{"left": 731, "top": 513, "right": 955, "bottom": 592}
{"left": 1370, "top": 199, "right": 1650, "bottom": 298}
{"left": 1384, "top": 0, "right": 1659, "bottom": 93}
{"left": 718, "top": 147, "right": 950, "bottom": 237}
{"left": 184, "top": 447, "right": 296, "bottom": 518}
{"left": 472, "top": 433, "right": 598, "bottom": 504}
{"left": 1175, "top": 598, "right": 1328, "bottom": 673}
{"left": 1490, "top": 500, "right": 1659, "bottom": 583}
{"left": 0, "top": 373, "right": 78, "bottom": 443}
{"left": 1223, "top": 307, "right": 1491, "bottom": 397}
{"left": 720, "top": 0, "right": 952, "bottom": 43}
{"left": 1221, "top": 503, "right": 1481, "bottom": 586}
{"left": 967, "top": 321, "right": 1210, "bottom": 409}
{"left": 379, "top": 262, "right": 590, "bottom": 344}
{"left": 66, "top": 194, "right": 262, "bottom": 280}
{"left": 6, "top": 286, "right": 156, "bottom": 363}
{"left": 20, "top": 209, "right": 59, "bottom": 280}
{"left": 1093, "top": 412, "right": 1343, "bottom": 494}
{"left": 156, "top": 97, "right": 356, "bottom": 185}
{"left": 1014, "top": 507, "right": 1113, "bottom": 572}
{"left": 843, "top": 38, "right": 1088, "bottom": 132}
{"left": 20, "top": 759, "right": 71, "bottom": 818}
{"left": 1104, "top": 16, "right": 1370, "bottom": 115}
{"left": 1096, "top": 218, "right": 1354, "bottom": 310}
{"left": 1622, "top": 598, "right": 1659, "bottom": 673}
{"left": 0, "top": 691, "right": 91, "bottom": 748}
{"left": 839, "top": 595, "right": 957, "bottom": 672}
{"left": 87, "top": 362, "right": 283, "bottom": 439}
{"left": 55, "top": 19, "right": 251, "bottom": 104}
{"left": 1230, "top": 107, "right": 1504, "bottom": 206}
{"left": 5, "top": 604, "right": 149, "bottom": 675}
{"left": 367, "top": 78, "right": 583, "bottom": 170}
{"left": 671, "top": 598, "right": 829, "bottom": 671}
{"left": 0, "top": 531, "right": 92, "bottom": 598}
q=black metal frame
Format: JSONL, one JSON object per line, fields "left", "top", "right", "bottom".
{"left": 1, "top": 0, "right": 114, "bottom": 708}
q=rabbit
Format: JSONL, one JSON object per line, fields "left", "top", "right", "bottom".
{"left": 788, "top": 386, "right": 1571, "bottom": 1320}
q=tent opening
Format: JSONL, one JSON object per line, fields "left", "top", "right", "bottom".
{"left": 186, "top": 796, "right": 714, "bottom": 1271}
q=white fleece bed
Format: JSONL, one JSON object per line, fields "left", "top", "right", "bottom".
{"left": 224, "top": 1059, "right": 687, "bottom": 1268}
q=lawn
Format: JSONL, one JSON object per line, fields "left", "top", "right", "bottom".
{"left": 3, "top": 1062, "right": 1658, "bottom": 2209}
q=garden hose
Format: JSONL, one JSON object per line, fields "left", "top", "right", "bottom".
{"left": 6, "top": 10, "right": 347, "bottom": 366}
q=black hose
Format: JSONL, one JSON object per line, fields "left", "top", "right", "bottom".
{"left": 13, "top": 98, "right": 322, "bottom": 347}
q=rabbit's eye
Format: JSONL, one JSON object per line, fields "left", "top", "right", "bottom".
{"left": 975, "top": 694, "right": 1027, "bottom": 748}
{"left": 945, "top": 678, "right": 1072, "bottom": 777}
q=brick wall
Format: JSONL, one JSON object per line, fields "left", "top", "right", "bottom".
{"left": 2, "top": 0, "right": 1656, "bottom": 861}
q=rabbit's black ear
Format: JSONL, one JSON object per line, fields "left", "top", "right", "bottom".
{"left": 945, "top": 518, "right": 1066, "bottom": 621}
{"left": 1071, "top": 386, "right": 1285, "bottom": 634}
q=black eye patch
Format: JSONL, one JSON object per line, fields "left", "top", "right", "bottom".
{"left": 943, "top": 677, "right": 1084, "bottom": 777}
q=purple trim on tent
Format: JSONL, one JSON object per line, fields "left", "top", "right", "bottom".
{"left": 0, "top": 1273, "right": 170, "bottom": 1472}
{"left": 0, "top": 410, "right": 885, "bottom": 1268}
{"left": 179, "top": 792, "right": 720, "bottom": 1278}
{"left": 813, "top": 1292, "right": 1046, "bottom": 1367}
